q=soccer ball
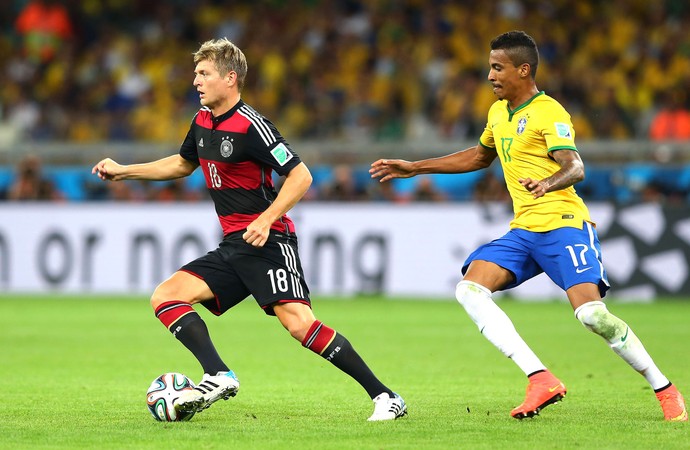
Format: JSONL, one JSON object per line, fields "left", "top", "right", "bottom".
{"left": 146, "top": 372, "right": 197, "bottom": 422}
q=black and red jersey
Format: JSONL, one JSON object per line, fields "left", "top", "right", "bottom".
{"left": 179, "top": 100, "right": 301, "bottom": 236}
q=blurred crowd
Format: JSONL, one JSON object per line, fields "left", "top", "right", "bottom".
{"left": 2, "top": 1, "right": 690, "bottom": 206}
{"left": 2, "top": 0, "right": 690, "bottom": 146}
{"left": 3, "top": 153, "right": 690, "bottom": 205}
{"left": 0, "top": 154, "right": 509, "bottom": 204}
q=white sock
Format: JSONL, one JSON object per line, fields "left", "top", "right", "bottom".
{"left": 456, "top": 280, "right": 545, "bottom": 376}
{"left": 575, "top": 301, "right": 669, "bottom": 390}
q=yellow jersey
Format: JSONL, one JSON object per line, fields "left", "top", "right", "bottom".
{"left": 479, "top": 91, "right": 591, "bottom": 231}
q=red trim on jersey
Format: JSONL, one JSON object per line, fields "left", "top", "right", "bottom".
{"left": 194, "top": 108, "right": 251, "bottom": 133}
{"left": 214, "top": 112, "right": 251, "bottom": 133}
{"left": 177, "top": 270, "right": 224, "bottom": 316}
{"left": 219, "top": 213, "right": 295, "bottom": 235}
{"left": 262, "top": 299, "right": 311, "bottom": 316}
{"left": 264, "top": 168, "right": 275, "bottom": 188}
{"left": 154, "top": 301, "right": 195, "bottom": 329}
{"left": 264, "top": 299, "right": 311, "bottom": 310}
{"left": 201, "top": 296, "right": 223, "bottom": 316}
{"left": 179, "top": 269, "right": 203, "bottom": 280}
{"left": 195, "top": 110, "right": 213, "bottom": 128}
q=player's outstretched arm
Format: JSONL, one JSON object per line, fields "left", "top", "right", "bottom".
{"left": 92, "top": 158, "right": 125, "bottom": 181}
{"left": 370, "top": 144, "right": 496, "bottom": 183}
{"left": 92, "top": 155, "right": 198, "bottom": 182}
{"left": 369, "top": 159, "right": 416, "bottom": 183}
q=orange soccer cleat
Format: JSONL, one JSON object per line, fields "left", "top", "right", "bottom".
{"left": 656, "top": 384, "right": 688, "bottom": 422}
{"left": 511, "top": 370, "right": 567, "bottom": 419}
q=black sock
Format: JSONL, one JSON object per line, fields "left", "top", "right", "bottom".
{"left": 302, "top": 320, "right": 392, "bottom": 399}
{"left": 171, "top": 312, "right": 229, "bottom": 375}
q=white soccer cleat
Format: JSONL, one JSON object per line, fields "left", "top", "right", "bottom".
{"left": 173, "top": 389, "right": 204, "bottom": 415}
{"left": 367, "top": 392, "right": 407, "bottom": 421}
{"left": 174, "top": 371, "right": 240, "bottom": 414}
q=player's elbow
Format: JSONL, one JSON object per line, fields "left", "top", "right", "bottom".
{"left": 303, "top": 170, "right": 313, "bottom": 189}
{"left": 565, "top": 159, "right": 585, "bottom": 185}
{"left": 477, "top": 159, "right": 493, "bottom": 170}
{"left": 292, "top": 162, "right": 313, "bottom": 189}
{"left": 554, "top": 150, "right": 585, "bottom": 185}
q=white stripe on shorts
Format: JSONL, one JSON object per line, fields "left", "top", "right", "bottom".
{"left": 278, "top": 242, "right": 304, "bottom": 298}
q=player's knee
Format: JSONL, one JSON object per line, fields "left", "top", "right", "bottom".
{"left": 574, "top": 301, "right": 625, "bottom": 340}
{"left": 455, "top": 280, "right": 491, "bottom": 310}
{"left": 455, "top": 280, "right": 493, "bottom": 329}
{"left": 150, "top": 280, "right": 177, "bottom": 310}
{"left": 150, "top": 287, "right": 166, "bottom": 310}
{"left": 285, "top": 318, "right": 313, "bottom": 342}
{"left": 278, "top": 312, "right": 314, "bottom": 341}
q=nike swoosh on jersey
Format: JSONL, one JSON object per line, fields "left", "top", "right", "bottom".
{"left": 575, "top": 267, "right": 592, "bottom": 274}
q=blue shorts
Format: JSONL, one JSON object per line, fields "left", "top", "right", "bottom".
{"left": 462, "top": 222, "right": 610, "bottom": 296}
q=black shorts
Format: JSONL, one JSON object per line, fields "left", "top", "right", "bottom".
{"left": 180, "top": 231, "right": 311, "bottom": 316}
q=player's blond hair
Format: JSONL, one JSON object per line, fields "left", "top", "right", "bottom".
{"left": 194, "top": 38, "right": 248, "bottom": 91}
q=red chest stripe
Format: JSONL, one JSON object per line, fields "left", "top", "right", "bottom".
{"left": 214, "top": 113, "right": 251, "bottom": 133}
{"left": 200, "top": 158, "right": 263, "bottom": 190}
{"left": 195, "top": 110, "right": 251, "bottom": 133}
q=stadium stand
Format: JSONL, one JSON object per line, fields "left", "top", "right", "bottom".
{"left": 0, "top": 162, "right": 687, "bottom": 204}
{"left": 0, "top": 1, "right": 689, "bottom": 203}
{"left": 2, "top": 1, "right": 690, "bottom": 144}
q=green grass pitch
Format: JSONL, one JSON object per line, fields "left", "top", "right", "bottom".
{"left": 1, "top": 295, "right": 688, "bottom": 449}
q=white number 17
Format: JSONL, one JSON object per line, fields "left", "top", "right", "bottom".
{"left": 565, "top": 244, "right": 588, "bottom": 267}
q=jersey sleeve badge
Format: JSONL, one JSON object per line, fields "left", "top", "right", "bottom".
{"left": 554, "top": 122, "right": 573, "bottom": 139}
{"left": 270, "top": 143, "right": 294, "bottom": 166}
